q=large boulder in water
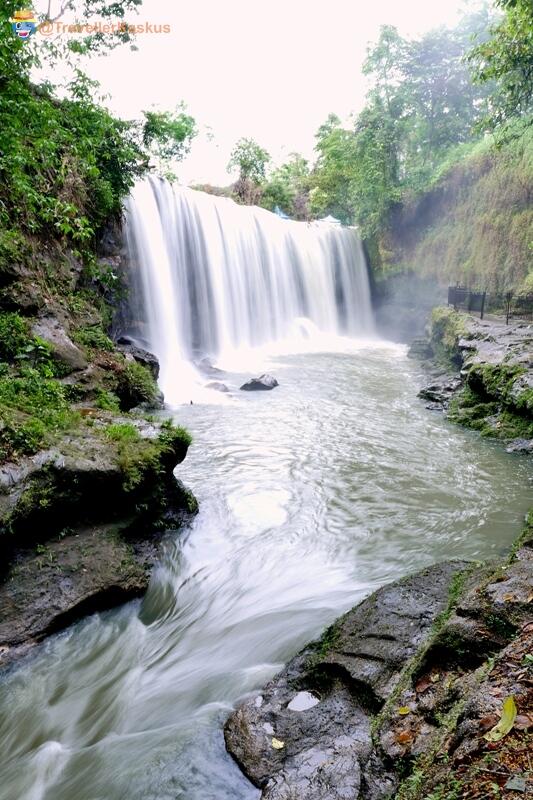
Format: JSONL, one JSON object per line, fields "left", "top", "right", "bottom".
{"left": 240, "top": 374, "right": 279, "bottom": 391}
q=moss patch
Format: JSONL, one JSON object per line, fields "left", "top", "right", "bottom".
{"left": 430, "top": 307, "right": 468, "bottom": 368}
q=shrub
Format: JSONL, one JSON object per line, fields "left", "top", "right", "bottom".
{"left": 72, "top": 324, "right": 114, "bottom": 352}
{"left": 0, "top": 312, "right": 29, "bottom": 362}
{"left": 105, "top": 422, "right": 141, "bottom": 443}
{"left": 94, "top": 388, "right": 121, "bottom": 411}
{"left": 115, "top": 361, "right": 160, "bottom": 410}
{"left": 0, "top": 367, "right": 79, "bottom": 461}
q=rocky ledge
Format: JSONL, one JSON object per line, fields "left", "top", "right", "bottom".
{"left": 0, "top": 416, "right": 197, "bottom": 667}
{"left": 225, "top": 520, "right": 533, "bottom": 799}
{"left": 412, "top": 309, "right": 533, "bottom": 453}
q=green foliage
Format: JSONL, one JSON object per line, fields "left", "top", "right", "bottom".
{"left": 0, "top": 366, "right": 79, "bottom": 461}
{"left": 429, "top": 307, "right": 468, "bottom": 367}
{"left": 114, "top": 361, "right": 159, "bottom": 410}
{"left": 142, "top": 106, "right": 197, "bottom": 173}
{"left": 0, "top": 4, "right": 196, "bottom": 265}
{"left": 94, "top": 388, "right": 121, "bottom": 411}
{"left": 386, "top": 119, "right": 533, "bottom": 291}
{"left": 228, "top": 138, "right": 271, "bottom": 184}
{"left": 309, "top": 9, "right": 494, "bottom": 236}
{"left": 260, "top": 154, "right": 311, "bottom": 219}
{"left": 105, "top": 422, "right": 141, "bottom": 443}
{"left": 158, "top": 417, "right": 192, "bottom": 450}
{"left": 72, "top": 324, "right": 114, "bottom": 352}
{"left": 109, "top": 421, "right": 191, "bottom": 493}
{"left": 0, "top": 77, "right": 145, "bottom": 246}
{"left": 0, "top": 312, "right": 64, "bottom": 377}
{"left": 468, "top": 0, "right": 533, "bottom": 127}
{"left": 0, "top": 312, "right": 29, "bottom": 362}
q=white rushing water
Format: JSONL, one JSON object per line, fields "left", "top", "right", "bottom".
{"left": 124, "top": 180, "right": 374, "bottom": 403}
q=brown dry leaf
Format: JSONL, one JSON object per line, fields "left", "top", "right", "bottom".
{"left": 514, "top": 714, "right": 533, "bottom": 731}
{"left": 415, "top": 676, "right": 432, "bottom": 694}
{"left": 503, "top": 593, "right": 515, "bottom": 602}
{"left": 479, "top": 714, "right": 499, "bottom": 733}
{"left": 396, "top": 731, "right": 413, "bottom": 744}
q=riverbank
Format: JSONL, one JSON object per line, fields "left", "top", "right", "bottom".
{"left": 414, "top": 308, "right": 533, "bottom": 453}
{"left": 225, "top": 308, "right": 533, "bottom": 799}
{"left": 0, "top": 229, "right": 197, "bottom": 669}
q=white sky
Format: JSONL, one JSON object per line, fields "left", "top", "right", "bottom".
{"left": 41, "top": 0, "right": 470, "bottom": 184}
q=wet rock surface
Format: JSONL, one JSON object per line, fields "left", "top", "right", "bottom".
{"left": 418, "top": 375, "right": 462, "bottom": 408}
{"left": 31, "top": 315, "right": 87, "bottom": 373}
{"left": 240, "top": 374, "right": 279, "bottom": 391}
{"left": 226, "top": 526, "right": 533, "bottom": 799}
{"left": 0, "top": 417, "right": 197, "bottom": 668}
{"left": 414, "top": 313, "right": 533, "bottom": 444}
{"left": 225, "top": 562, "right": 468, "bottom": 798}
{"left": 116, "top": 338, "right": 160, "bottom": 379}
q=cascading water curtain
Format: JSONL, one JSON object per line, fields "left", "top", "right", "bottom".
{"left": 124, "top": 177, "right": 374, "bottom": 403}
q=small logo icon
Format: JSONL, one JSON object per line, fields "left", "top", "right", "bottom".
{"left": 10, "top": 9, "right": 37, "bottom": 40}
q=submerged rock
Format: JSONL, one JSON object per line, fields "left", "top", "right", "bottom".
{"left": 506, "top": 437, "right": 533, "bottom": 454}
{"left": 206, "top": 381, "right": 229, "bottom": 393}
{"left": 240, "top": 374, "right": 279, "bottom": 391}
{"left": 197, "top": 357, "right": 225, "bottom": 375}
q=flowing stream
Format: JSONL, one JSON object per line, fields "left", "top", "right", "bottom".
{"left": 0, "top": 186, "right": 531, "bottom": 800}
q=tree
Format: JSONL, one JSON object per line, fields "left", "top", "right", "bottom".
{"left": 468, "top": 0, "right": 533, "bottom": 126}
{"left": 309, "top": 119, "right": 359, "bottom": 224}
{"left": 0, "top": 0, "right": 196, "bottom": 249}
{"left": 227, "top": 137, "right": 270, "bottom": 204}
{"left": 309, "top": 9, "right": 497, "bottom": 236}
{"left": 260, "top": 153, "right": 310, "bottom": 218}
{"left": 142, "top": 106, "right": 197, "bottom": 175}
{"left": 228, "top": 137, "right": 270, "bottom": 183}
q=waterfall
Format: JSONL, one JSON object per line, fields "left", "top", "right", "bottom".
{"left": 124, "top": 178, "right": 373, "bottom": 403}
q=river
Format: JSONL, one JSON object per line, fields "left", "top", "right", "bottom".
{"left": 1, "top": 342, "right": 531, "bottom": 800}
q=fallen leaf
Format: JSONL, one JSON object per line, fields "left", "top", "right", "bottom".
{"left": 415, "top": 676, "right": 432, "bottom": 693}
{"left": 396, "top": 731, "right": 413, "bottom": 744}
{"left": 484, "top": 696, "right": 517, "bottom": 742}
{"left": 479, "top": 714, "right": 499, "bottom": 733}
{"left": 271, "top": 738, "right": 285, "bottom": 750}
{"left": 503, "top": 593, "right": 515, "bottom": 602}
{"left": 514, "top": 714, "right": 533, "bottom": 731}
{"left": 398, "top": 706, "right": 411, "bottom": 716}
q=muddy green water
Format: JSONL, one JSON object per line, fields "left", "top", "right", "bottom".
{"left": 0, "top": 343, "right": 531, "bottom": 800}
